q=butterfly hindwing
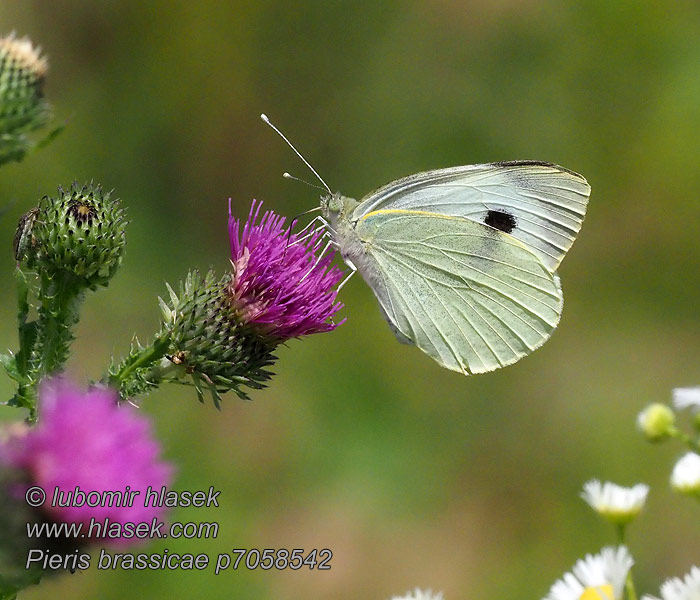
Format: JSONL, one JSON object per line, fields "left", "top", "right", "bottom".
{"left": 354, "top": 209, "right": 563, "bottom": 374}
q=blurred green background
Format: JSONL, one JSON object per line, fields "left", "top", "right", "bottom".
{"left": 1, "top": 1, "right": 699, "bottom": 598}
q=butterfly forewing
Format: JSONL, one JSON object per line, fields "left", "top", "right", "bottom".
{"left": 352, "top": 162, "right": 590, "bottom": 272}
{"left": 355, "top": 209, "right": 563, "bottom": 374}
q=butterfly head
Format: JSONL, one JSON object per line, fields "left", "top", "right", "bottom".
{"left": 321, "top": 193, "right": 358, "bottom": 230}
{"left": 320, "top": 192, "right": 341, "bottom": 216}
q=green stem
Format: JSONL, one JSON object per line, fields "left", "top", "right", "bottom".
{"left": 625, "top": 570, "right": 638, "bottom": 600}
{"left": 615, "top": 523, "right": 626, "bottom": 545}
{"left": 145, "top": 358, "right": 184, "bottom": 382}
{"left": 12, "top": 384, "right": 37, "bottom": 418}
{"left": 14, "top": 271, "right": 87, "bottom": 421}
{"left": 106, "top": 333, "right": 172, "bottom": 400}
{"left": 112, "top": 336, "right": 170, "bottom": 382}
{"left": 670, "top": 426, "right": 700, "bottom": 453}
{"left": 15, "top": 268, "right": 30, "bottom": 341}
{"left": 32, "top": 271, "right": 84, "bottom": 376}
{"left": 5, "top": 268, "right": 38, "bottom": 415}
{"left": 614, "top": 524, "right": 637, "bottom": 600}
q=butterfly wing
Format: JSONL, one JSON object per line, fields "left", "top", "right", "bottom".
{"left": 352, "top": 161, "right": 590, "bottom": 272}
{"left": 354, "top": 209, "right": 563, "bottom": 374}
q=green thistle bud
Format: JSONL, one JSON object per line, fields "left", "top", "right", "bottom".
{"left": 22, "top": 182, "right": 126, "bottom": 289}
{"left": 636, "top": 403, "right": 676, "bottom": 442}
{"left": 159, "top": 271, "right": 276, "bottom": 405}
{"left": 0, "top": 33, "right": 51, "bottom": 165}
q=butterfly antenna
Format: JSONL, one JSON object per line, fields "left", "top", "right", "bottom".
{"left": 261, "top": 113, "right": 332, "bottom": 195}
{"left": 283, "top": 172, "right": 326, "bottom": 191}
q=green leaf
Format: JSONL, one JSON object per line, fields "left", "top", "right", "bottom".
{"left": 0, "top": 352, "right": 19, "bottom": 381}
{"left": 32, "top": 121, "right": 65, "bottom": 151}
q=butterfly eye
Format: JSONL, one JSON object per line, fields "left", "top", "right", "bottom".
{"left": 328, "top": 195, "right": 343, "bottom": 214}
{"left": 484, "top": 210, "right": 516, "bottom": 234}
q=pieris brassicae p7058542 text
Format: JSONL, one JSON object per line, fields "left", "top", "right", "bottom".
{"left": 262, "top": 115, "right": 591, "bottom": 375}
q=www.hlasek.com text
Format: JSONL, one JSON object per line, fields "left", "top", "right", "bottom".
{"left": 27, "top": 516, "right": 219, "bottom": 541}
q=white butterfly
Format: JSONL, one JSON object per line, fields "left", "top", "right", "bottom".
{"left": 263, "top": 115, "right": 590, "bottom": 375}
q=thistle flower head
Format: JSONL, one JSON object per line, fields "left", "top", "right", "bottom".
{"left": 1, "top": 378, "right": 173, "bottom": 546}
{"left": 154, "top": 200, "right": 345, "bottom": 405}
{"left": 228, "top": 199, "right": 344, "bottom": 340}
{"left": 0, "top": 32, "right": 51, "bottom": 164}
{"left": 641, "top": 566, "right": 700, "bottom": 600}
{"left": 19, "top": 182, "right": 126, "bottom": 288}
{"left": 543, "top": 546, "right": 633, "bottom": 600}
{"left": 0, "top": 33, "right": 47, "bottom": 78}
{"left": 581, "top": 480, "right": 649, "bottom": 526}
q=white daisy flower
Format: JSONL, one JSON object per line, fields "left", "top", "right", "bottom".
{"left": 672, "top": 387, "right": 700, "bottom": 413}
{"left": 581, "top": 480, "right": 649, "bottom": 524}
{"left": 640, "top": 565, "right": 700, "bottom": 600}
{"left": 390, "top": 589, "right": 443, "bottom": 600}
{"left": 670, "top": 452, "right": 700, "bottom": 495}
{"left": 543, "top": 546, "right": 633, "bottom": 600}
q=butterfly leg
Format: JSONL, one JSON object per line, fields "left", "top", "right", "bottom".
{"left": 307, "top": 215, "right": 336, "bottom": 236}
{"left": 285, "top": 215, "right": 323, "bottom": 248}
{"left": 287, "top": 215, "right": 338, "bottom": 248}
{"left": 336, "top": 259, "right": 356, "bottom": 291}
{"left": 315, "top": 214, "right": 337, "bottom": 237}
{"left": 300, "top": 236, "right": 338, "bottom": 283}
{"left": 289, "top": 215, "right": 326, "bottom": 241}
{"left": 287, "top": 226, "right": 324, "bottom": 248}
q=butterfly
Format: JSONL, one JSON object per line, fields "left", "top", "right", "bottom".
{"left": 262, "top": 115, "right": 591, "bottom": 375}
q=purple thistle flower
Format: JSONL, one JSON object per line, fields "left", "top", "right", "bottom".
{"left": 1, "top": 378, "right": 173, "bottom": 547}
{"left": 228, "top": 199, "right": 345, "bottom": 340}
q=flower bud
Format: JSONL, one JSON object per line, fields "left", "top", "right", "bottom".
{"left": 160, "top": 270, "right": 277, "bottom": 403}
{"left": 21, "top": 182, "right": 126, "bottom": 288}
{"left": 0, "top": 33, "right": 51, "bottom": 165}
{"left": 636, "top": 403, "right": 675, "bottom": 442}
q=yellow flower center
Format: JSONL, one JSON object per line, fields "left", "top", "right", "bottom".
{"left": 579, "top": 584, "right": 614, "bottom": 600}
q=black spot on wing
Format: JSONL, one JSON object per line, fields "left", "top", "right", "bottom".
{"left": 484, "top": 210, "right": 516, "bottom": 234}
